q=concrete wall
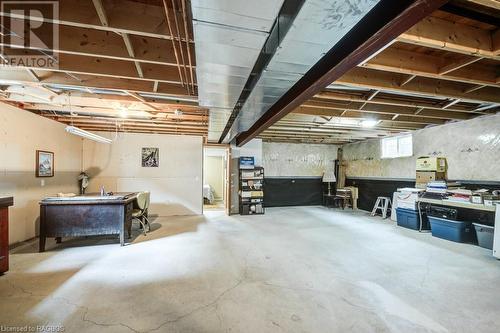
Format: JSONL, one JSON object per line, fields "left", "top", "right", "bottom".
{"left": 343, "top": 113, "right": 500, "bottom": 181}
{"left": 83, "top": 132, "right": 203, "bottom": 216}
{"left": 0, "top": 103, "right": 82, "bottom": 245}
{"left": 203, "top": 156, "right": 224, "bottom": 200}
{"left": 263, "top": 142, "right": 338, "bottom": 177}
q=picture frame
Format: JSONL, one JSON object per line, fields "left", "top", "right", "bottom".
{"left": 142, "top": 147, "right": 159, "bottom": 167}
{"left": 36, "top": 150, "right": 54, "bottom": 177}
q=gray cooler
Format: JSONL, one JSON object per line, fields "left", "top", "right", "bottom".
{"left": 473, "top": 223, "right": 494, "bottom": 250}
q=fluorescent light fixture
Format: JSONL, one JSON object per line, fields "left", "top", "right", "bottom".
{"left": 361, "top": 120, "right": 379, "bottom": 128}
{"left": 65, "top": 126, "right": 112, "bottom": 144}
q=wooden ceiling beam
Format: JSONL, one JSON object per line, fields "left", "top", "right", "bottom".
{"left": 263, "top": 130, "right": 380, "bottom": 141}
{"left": 314, "top": 90, "right": 478, "bottom": 113}
{"left": 397, "top": 15, "right": 500, "bottom": 61}
{"left": 91, "top": 0, "right": 109, "bottom": 27}
{"left": 336, "top": 67, "right": 500, "bottom": 105}
{"left": 29, "top": 106, "right": 208, "bottom": 123}
{"left": 67, "top": 126, "right": 206, "bottom": 137}
{"left": 59, "top": 119, "right": 208, "bottom": 131}
{"left": 438, "top": 56, "right": 483, "bottom": 75}
{"left": 287, "top": 108, "right": 431, "bottom": 127}
{"left": 259, "top": 137, "right": 349, "bottom": 144}
{"left": 0, "top": 0, "right": 193, "bottom": 42}
{"left": 363, "top": 47, "right": 498, "bottom": 87}
{"left": 124, "top": 91, "right": 159, "bottom": 111}
{"left": 0, "top": 20, "right": 193, "bottom": 67}
{"left": 465, "top": 0, "right": 500, "bottom": 10}
{"left": 300, "top": 100, "right": 474, "bottom": 120}
{"left": 89, "top": 0, "right": 146, "bottom": 82}
{"left": 5, "top": 87, "right": 200, "bottom": 110}
{"left": 1, "top": 51, "right": 183, "bottom": 85}
{"left": 0, "top": 69, "right": 191, "bottom": 97}
{"left": 272, "top": 120, "right": 399, "bottom": 135}
{"left": 260, "top": 131, "right": 361, "bottom": 140}
{"left": 121, "top": 33, "right": 144, "bottom": 78}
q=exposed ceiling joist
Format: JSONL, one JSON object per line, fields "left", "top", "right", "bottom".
{"left": 235, "top": 0, "right": 450, "bottom": 146}
{"left": 336, "top": 67, "right": 500, "bottom": 105}
{"left": 397, "top": 15, "right": 500, "bottom": 60}
{"left": 0, "top": 69, "right": 190, "bottom": 98}
{"left": 362, "top": 47, "right": 498, "bottom": 87}
{"left": 0, "top": 0, "right": 193, "bottom": 42}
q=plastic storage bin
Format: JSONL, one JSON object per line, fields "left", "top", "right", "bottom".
{"left": 473, "top": 223, "right": 494, "bottom": 249}
{"left": 396, "top": 208, "right": 428, "bottom": 230}
{"left": 428, "top": 216, "right": 475, "bottom": 243}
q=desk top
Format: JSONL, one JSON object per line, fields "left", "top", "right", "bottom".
{"left": 419, "top": 197, "right": 496, "bottom": 212}
{"left": 40, "top": 192, "right": 137, "bottom": 205}
{"left": 0, "top": 196, "right": 14, "bottom": 208}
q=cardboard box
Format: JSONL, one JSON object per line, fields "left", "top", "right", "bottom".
{"left": 416, "top": 171, "right": 446, "bottom": 183}
{"left": 416, "top": 157, "right": 447, "bottom": 172}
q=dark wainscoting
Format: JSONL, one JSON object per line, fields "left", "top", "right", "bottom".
{"left": 264, "top": 177, "right": 326, "bottom": 207}
{"left": 346, "top": 177, "right": 499, "bottom": 225}
{"left": 346, "top": 178, "right": 414, "bottom": 212}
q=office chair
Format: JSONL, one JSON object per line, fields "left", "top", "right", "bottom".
{"left": 132, "top": 191, "right": 151, "bottom": 235}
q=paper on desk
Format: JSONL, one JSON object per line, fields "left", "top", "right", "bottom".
{"left": 447, "top": 189, "right": 472, "bottom": 196}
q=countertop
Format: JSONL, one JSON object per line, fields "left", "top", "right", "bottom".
{"left": 40, "top": 193, "right": 137, "bottom": 205}
{"left": 0, "top": 196, "right": 14, "bottom": 207}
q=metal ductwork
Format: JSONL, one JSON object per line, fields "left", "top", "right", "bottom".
{"left": 191, "top": 0, "right": 285, "bottom": 142}
{"left": 193, "top": 0, "right": 381, "bottom": 144}
{"left": 226, "top": 0, "right": 381, "bottom": 143}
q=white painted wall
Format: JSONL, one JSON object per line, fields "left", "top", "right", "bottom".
{"left": 0, "top": 103, "right": 82, "bottom": 244}
{"left": 203, "top": 156, "right": 224, "bottom": 200}
{"left": 231, "top": 139, "right": 263, "bottom": 166}
{"left": 343, "top": 113, "right": 500, "bottom": 181}
{"left": 263, "top": 142, "right": 338, "bottom": 177}
{"left": 82, "top": 132, "right": 203, "bottom": 215}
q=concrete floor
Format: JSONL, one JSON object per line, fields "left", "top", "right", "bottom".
{"left": 1, "top": 207, "right": 500, "bottom": 333}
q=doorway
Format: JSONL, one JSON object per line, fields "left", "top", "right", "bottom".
{"left": 203, "top": 146, "right": 230, "bottom": 213}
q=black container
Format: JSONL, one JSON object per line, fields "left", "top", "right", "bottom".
{"left": 427, "top": 206, "right": 458, "bottom": 220}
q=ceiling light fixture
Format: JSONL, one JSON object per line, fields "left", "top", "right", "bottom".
{"left": 65, "top": 126, "right": 112, "bottom": 144}
{"left": 119, "top": 107, "right": 128, "bottom": 118}
{"left": 360, "top": 120, "right": 379, "bottom": 128}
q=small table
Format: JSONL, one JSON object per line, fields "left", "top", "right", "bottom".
{"left": 39, "top": 193, "right": 138, "bottom": 252}
{"left": 323, "top": 193, "right": 337, "bottom": 208}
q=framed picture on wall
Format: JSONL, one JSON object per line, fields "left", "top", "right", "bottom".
{"left": 142, "top": 147, "right": 159, "bottom": 167}
{"left": 36, "top": 150, "right": 54, "bottom": 177}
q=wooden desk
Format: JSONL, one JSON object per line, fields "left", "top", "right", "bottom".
{"left": 0, "top": 196, "right": 14, "bottom": 274}
{"left": 39, "top": 193, "right": 137, "bottom": 252}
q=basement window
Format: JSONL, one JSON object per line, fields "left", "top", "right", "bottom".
{"left": 381, "top": 134, "right": 413, "bottom": 159}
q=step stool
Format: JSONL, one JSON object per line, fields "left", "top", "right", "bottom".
{"left": 371, "top": 197, "right": 392, "bottom": 219}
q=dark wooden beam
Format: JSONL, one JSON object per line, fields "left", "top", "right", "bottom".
{"left": 234, "top": 0, "right": 450, "bottom": 146}
{"left": 440, "top": 3, "right": 500, "bottom": 26}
